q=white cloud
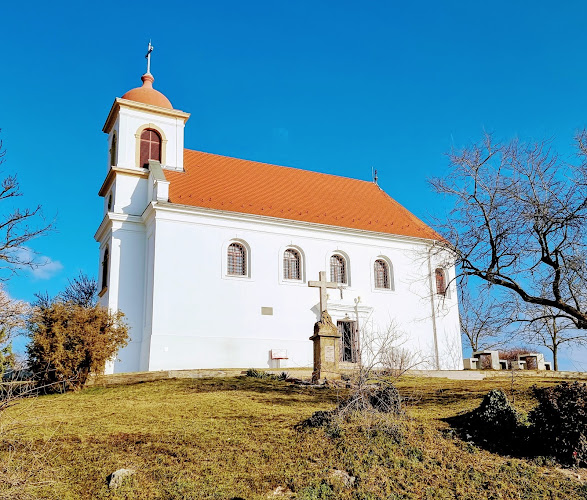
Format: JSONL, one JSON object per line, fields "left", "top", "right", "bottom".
{"left": 30, "top": 255, "right": 64, "bottom": 280}
{"left": 9, "top": 247, "right": 63, "bottom": 281}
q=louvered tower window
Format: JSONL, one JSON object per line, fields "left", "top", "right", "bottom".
{"left": 140, "top": 129, "right": 161, "bottom": 168}
{"left": 330, "top": 254, "right": 347, "bottom": 284}
{"left": 374, "top": 259, "right": 390, "bottom": 289}
{"left": 283, "top": 249, "right": 301, "bottom": 280}
{"left": 227, "top": 243, "right": 247, "bottom": 276}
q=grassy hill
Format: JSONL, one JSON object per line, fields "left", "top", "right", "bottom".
{"left": 1, "top": 374, "right": 586, "bottom": 499}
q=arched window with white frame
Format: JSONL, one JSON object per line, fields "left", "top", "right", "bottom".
{"left": 283, "top": 248, "right": 301, "bottom": 280}
{"left": 227, "top": 242, "right": 247, "bottom": 276}
{"left": 435, "top": 268, "right": 446, "bottom": 296}
{"left": 374, "top": 259, "right": 391, "bottom": 289}
{"left": 101, "top": 246, "right": 109, "bottom": 291}
{"left": 330, "top": 254, "right": 347, "bottom": 284}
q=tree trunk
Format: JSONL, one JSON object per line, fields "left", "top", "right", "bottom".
{"left": 552, "top": 344, "right": 558, "bottom": 372}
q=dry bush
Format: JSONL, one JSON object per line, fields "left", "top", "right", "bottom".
{"left": 298, "top": 322, "right": 421, "bottom": 435}
{"left": 355, "top": 320, "right": 427, "bottom": 384}
{"left": 26, "top": 301, "right": 128, "bottom": 392}
{"left": 498, "top": 347, "right": 533, "bottom": 362}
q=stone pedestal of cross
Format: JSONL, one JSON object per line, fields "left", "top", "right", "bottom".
{"left": 308, "top": 271, "right": 342, "bottom": 382}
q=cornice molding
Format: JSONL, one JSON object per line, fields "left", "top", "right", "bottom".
{"left": 94, "top": 212, "right": 144, "bottom": 241}
{"left": 150, "top": 202, "right": 438, "bottom": 247}
{"left": 102, "top": 98, "right": 190, "bottom": 134}
{"left": 98, "top": 166, "right": 150, "bottom": 197}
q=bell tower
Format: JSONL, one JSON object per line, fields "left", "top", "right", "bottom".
{"left": 96, "top": 44, "right": 190, "bottom": 373}
{"left": 102, "top": 43, "right": 190, "bottom": 172}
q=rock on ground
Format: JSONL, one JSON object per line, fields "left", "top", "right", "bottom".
{"left": 107, "top": 468, "right": 136, "bottom": 489}
{"left": 328, "top": 469, "right": 356, "bottom": 488}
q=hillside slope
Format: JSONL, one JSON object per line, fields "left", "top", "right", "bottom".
{"left": 1, "top": 375, "right": 586, "bottom": 499}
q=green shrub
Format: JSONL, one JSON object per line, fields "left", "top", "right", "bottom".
{"left": 448, "top": 389, "right": 524, "bottom": 455}
{"left": 529, "top": 382, "right": 587, "bottom": 466}
{"left": 245, "top": 368, "right": 289, "bottom": 381}
{"left": 245, "top": 368, "right": 263, "bottom": 378}
{"left": 470, "top": 389, "right": 520, "bottom": 434}
{"left": 296, "top": 410, "right": 336, "bottom": 429}
{"left": 297, "top": 482, "right": 335, "bottom": 500}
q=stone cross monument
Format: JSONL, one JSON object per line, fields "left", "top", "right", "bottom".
{"left": 308, "top": 271, "right": 342, "bottom": 382}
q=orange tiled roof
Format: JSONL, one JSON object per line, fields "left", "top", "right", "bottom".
{"left": 164, "top": 149, "right": 440, "bottom": 240}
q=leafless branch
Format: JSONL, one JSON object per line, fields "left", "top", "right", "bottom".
{"left": 430, "top": 132, "right": 587, "bottom": 333}
{"left": 0, "top": 131, "right": 52, "bottom": 279}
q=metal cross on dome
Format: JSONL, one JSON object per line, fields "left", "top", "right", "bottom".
{"left": 308, "top": 271, "right": 339, "bottom": 313}
{"left": 145, "top": 41, "right": 154, "bottom": 74}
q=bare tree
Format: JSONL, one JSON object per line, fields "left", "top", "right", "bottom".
{"left": 58, "top": 272, "right": 98, "bottom": 308}
{"left": 459, "top": 285, "right": 510, "bottom": 352}
{"left": 520, "top": 304, "right": 586, "bottom": 371}
{"left": 0, "top": 286, "right": 28, "bottom": 373}
{"left": 0, "top": 132, "right": 52, "bottom": 279}
{"left": 431, "top": 132, "right": 587, "bottom": 345}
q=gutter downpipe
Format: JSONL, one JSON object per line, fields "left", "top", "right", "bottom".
{"left": 427, "top": 244, "right": 441, "bottom": 370}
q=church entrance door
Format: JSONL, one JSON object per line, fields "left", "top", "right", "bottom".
{"left": 337, "top": 320, "right": 358, "bottom": 363}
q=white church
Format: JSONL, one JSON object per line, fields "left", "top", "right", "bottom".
{"left": 96, "top": 52, "right": 462, "bottom": 374}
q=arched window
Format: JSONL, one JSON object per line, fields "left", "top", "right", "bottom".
{"left": 435, "top": 268, "right": 446, "bottom": 296}
{"left": 283, "top": 249, "right": 301, "bottom": 280}
{"left": 101, "top": 247, "right": 109, "bottom": 291}
{"left": 227, "top": 243, "right": 247, "bottom": 276}
{"left": 374, "top": 259, "right": 390, "bottom": 289}
{"left": 140, "top": 128, "right": 161, "bottom": 168}
{"left": 330, "top": 254, "right": 347, "bottom": 284}
{"left": 110, "top": 133, "right": 117, "bottom": 167}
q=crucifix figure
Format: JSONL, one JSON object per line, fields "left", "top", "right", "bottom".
{"left": 308, "top": 271, "right": 339, "bottom": 313}
{"left": 145, "top": 41, "right": 154, "bottom": 74}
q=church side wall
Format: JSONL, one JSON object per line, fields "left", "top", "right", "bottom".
{"left": 131, "top": 206, "right": 461, "bottom": 373}
{"left": 99, "top": 216, "right": 147, "bottom": 374}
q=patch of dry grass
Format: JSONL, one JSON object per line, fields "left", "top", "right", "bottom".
{"left": 0, "top": 375, "right": 586, "bottom": 499}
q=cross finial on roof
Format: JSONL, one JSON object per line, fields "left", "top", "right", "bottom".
{"left": 145, "top": 41, "right": 154, "bottom": 75}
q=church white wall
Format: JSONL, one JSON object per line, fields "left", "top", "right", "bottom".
{"left": 112, "top": 205, "right": 462, "bottom": 373}
{"left": 111, "top": 174, "right": 149, "bottom": 216}
{"left": 97, "top": 215, "right": 147, "bottom": 374}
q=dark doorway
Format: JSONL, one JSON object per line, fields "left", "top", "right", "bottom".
{"left": 337, "top": 320, "right": 358, "bottom": 363}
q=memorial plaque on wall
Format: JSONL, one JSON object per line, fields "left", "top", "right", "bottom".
{"left": 325, "top": 345, "right": 335, "bottom": 363}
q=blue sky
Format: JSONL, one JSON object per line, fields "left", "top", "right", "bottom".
{"left": 2, "top": 1, "right": 587, "bottom": 369}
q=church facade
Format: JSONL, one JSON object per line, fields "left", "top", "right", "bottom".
{"left": 96, "top": 68, "right": 462, "bottom": 374}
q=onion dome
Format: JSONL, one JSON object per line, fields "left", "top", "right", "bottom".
{"left": 121, "top": 73, "right": 173, "bottom": 109}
